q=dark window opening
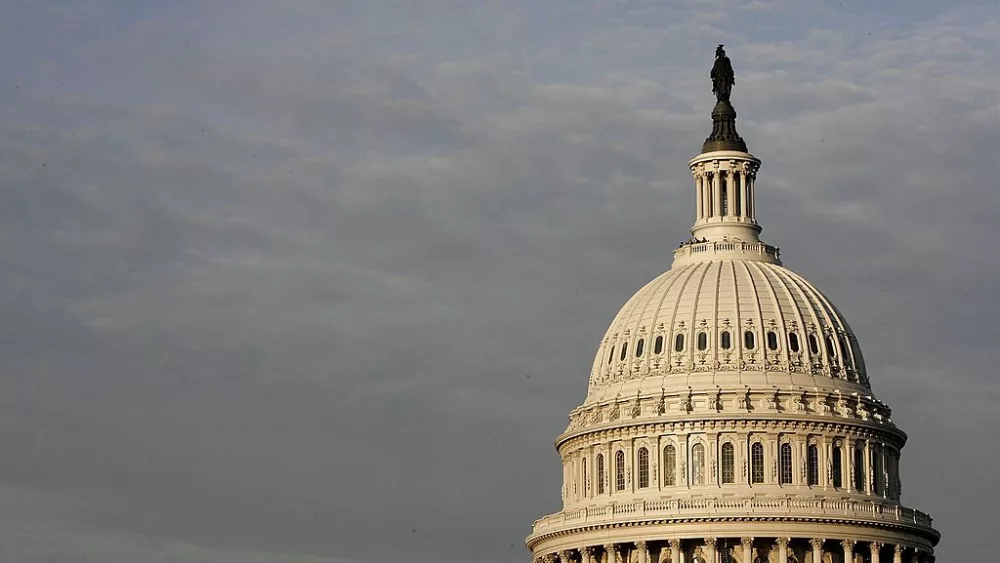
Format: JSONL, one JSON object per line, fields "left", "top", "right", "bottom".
{"left": 674, "top": 334, "right": 685, "bottom": 353}
{"left": 620, "top": 341, "right": 628, "bottom": 361}
{"left": 767, "top": 331, "right": 779, "bottom": 351}
{"left": 789, "top": 332, "right": 800, "bottom": 352}
{"left": 720, "top": 331, "right": 731, "bottom": 349}
{"left": 744, "top": 331, "right": 755, "bottom": 350}
{"left": 697, "top": 332, "right": 708, "bottom": 351}
{"left": 654, "top": 336, "right": 663, "bottom": 354}
{"left": 808, "top": 334, "right": 819, "bottom": 354}
{"left": 635, "top": 339, "right": 644, "bottom": 357}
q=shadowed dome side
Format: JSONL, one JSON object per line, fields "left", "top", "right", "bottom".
{"left": 586, "top": 259, "right": 868, "bottom": 405}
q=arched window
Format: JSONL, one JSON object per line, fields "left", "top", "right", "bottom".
{"left": 697, "top": 332, "right": 708, "bottom": 351}
{"left": 663, "top": 445, "right": 676, "bottom": 486}
{"left": 654, "top": 335, "right": 664, "bottom": 354}
{"left": 720, "top": 331, "right": 731, "bottom": 349}
{"left": 807, "top": 444, "right": 819, "bottom": 486}
{"left": 826, "top": 336, "right": 837, "bottom": 357}
{"left": 620, "top": 341, "right": 629, "bottom": 361}
{"left": 635, "top": 339, "right": 644, "bottom": 357}
{"left": 596, "top": 454, "right": 605, "bottom": 494}
{"left": 674, "top": 333, "right": 685, "bottom": 352}
{"left": 872, "top": 447, "right": 883, "bottom": 496}
{"left": 608, "top": 346, "right": 614, "bottom": 364}
{"left": 721, "top": 442, "right": 735, "bottom": 484}
{"left": 789, "top": 332, "right": 800, "bottom": 352}
{"left": 808, "top": 334, "right": 820, "bottom": 354}
{"left": 767, "top": 331, "right": 779, "bottom": 351}
{"left": 854, "top": 443, "right": 866, "bottom": 492}
{"left": 832, "top": 445, "right": 843, "bottom": 488}
{"left": 615, "top": 450, "right": 626, "bottom": 491}
{"left": 582, "top": 458, "right": 588, "bottom": 496}
{"left": 637, "top": 447, "right": 649, "bottom": 488}
{"left": 744, "top": 331, "right": 756, "bottom": 349}
{"left": 691, "top": 443, "right": 706, "bottom": 485}
{"left": 780, "top": 443, "right": 793, "bottom": 484}
{"left": 751, "top": 442, "right": 765, "bottom": 484}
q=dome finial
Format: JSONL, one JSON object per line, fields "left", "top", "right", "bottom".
{"left": 703, "top": 46, "right": 747, "bottom": 153}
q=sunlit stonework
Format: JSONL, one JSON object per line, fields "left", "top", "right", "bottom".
{"left": 525, "top": 47, "right": 940, "bottom": 563}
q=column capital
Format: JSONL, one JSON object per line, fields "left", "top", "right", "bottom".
{"left": 543, "top": 554, "right": 558, "bottom": 563}
{"left": 776, "top": 538, "right": 790, "bottom": 548}
{"left": 704, "top": 538, "right": 717, "bottom": 547}
{"left": 586, "top": 547, "right": 600, "bottom": 556}
{"left": 870, "top": 542, "right": 883, "bottom": 551}
{"left": 668, "top": 539, "right": 680, "bottom": 549}
{"left": 894, "top": 545, "right": 903, "bottom": 556}
{"left": 810, "top": 538, "right": 825, "bottom": 550}
{"left": 741, "top": 538, "right": 754, "bottom": 549}
{"left": 560, "top": 550, "right": 574, "bottom": 563}
{"left": 842, "top": 539, "right": 856, "bottom": 551}
{"left": 636, "top": 541, "right": 647, "bottom": 548}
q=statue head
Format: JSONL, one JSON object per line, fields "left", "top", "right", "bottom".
{"left": 716, "top": 44, "right": 726, "bottom": 58}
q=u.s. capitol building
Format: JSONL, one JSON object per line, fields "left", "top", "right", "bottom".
{"left": 525, "top": 47, "right": 940, "bottom": 563}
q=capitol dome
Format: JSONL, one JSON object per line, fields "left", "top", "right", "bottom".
{"left": 526, "top": 47, "right": 939, "bottom": 563}
{"left": 586, "top": 257, "right": 870, "bottom": 405}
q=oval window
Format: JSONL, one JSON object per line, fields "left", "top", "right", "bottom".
{"left": 825, "top": 336, "right": 836, "bottom": 357}
{"left": 720, "top": 331, "right": 731, "bottom": 350}
{"left": 767, "top": 331, "right": 779, "bottom": 351}
{"left": 808, "top": 334, "right": 819, "bottom": 354}
{"left": 608, "top": 346, "right": 614, "bottom": 364}
{"left": 744, "top": 331, "right": 756, "bottom": 349}
{"left": 697, "top": 332, "right": 708, "bottom": 351}
{"left": 620, "top": 341, "right": 629, "bottom": 361}
{"left": 674, "top": 333, "right": 685, "bottom": 352}
{"left": 654, "top": 335, "right": 663, "bottom": 354}
{"left": 788, "top": 332, "right": 800, "bottom": 352}
{"left": 635, "top": 339, "right": 644, "bottom": 357}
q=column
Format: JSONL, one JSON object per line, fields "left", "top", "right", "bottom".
{"left": 810, "top": 538, "right": 824, "bottom": 563}
{"left": 637, "top": 541, "right": 649, "bottom": 563}
{"left": 670, "top": 539, "right": 681, "bottom": 563}
{"left": 893, "top": 545, "right": 903, "bottom": 563}
{"left": 842, "top": 540, "right": 855, "bottom": 563}
{"left": 604, "top": 544, "right": 616, "bottom": 563}
{"left": 695, "top": 174, "right": 704, "bottom": 221}
{"left": 712, "top": 168, "right": 722, "bottom": 218}
{"left": 560, "top": 551, "right": 573, "bottom": 563}
{"left": 909, "top": 549, "right": 920, "bottom": 563}
{"left": 586, "top": 546, "right": 600, "bottom": 563}
{"left": 544, "top": 554, "right": 557, "bottom": 563}
{"left": 704, "top": 538, "right": 716, "bottom": 563}
{"left": 870, "top": 542, "right": 882, "bottom": 563}
{"left": 741, "top": 538, "right": 753, "bottom": 563}
{"left": 864, "top": 443, "right": 873, "bottom": 494}
{"left": 776, "top": 538, "right": 789, "bottom": 563}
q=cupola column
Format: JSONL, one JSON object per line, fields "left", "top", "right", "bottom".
{"left": 741, "top": 538, "right": 753, "bottom": 563}
{"left": 669, "top": 539, "right": 681, "bottom": 563}
{"left": 893, "top": 545, "right": 903, "bottom": 563}
{"left": 870, "top": 542, "right": 883, "bottom": 563}
{"left": 776, "top": 538, "right": 789, "bottom": 563}
{"left": 842, "top": 540, "right": 856, "bottom": 563}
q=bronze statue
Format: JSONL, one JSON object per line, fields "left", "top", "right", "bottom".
{"left": 711, "top": 45, "right": 735, "bottom": 103}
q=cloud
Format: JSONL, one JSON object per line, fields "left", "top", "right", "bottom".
{"left": 0, "top": 1, "right": 996, "bottom": 561}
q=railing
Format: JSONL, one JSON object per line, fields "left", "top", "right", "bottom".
{"left": 673, "top": 241, "right": 780, "bottom": 261}
{"left": 529, "top": 496, "right": 933, "bottom": 537}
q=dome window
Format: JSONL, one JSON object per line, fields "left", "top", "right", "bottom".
{"left": 766, "top": 331, "right": 779, "bottom": 351}
{"left": 825, "top": 336, "right": 837, "bottom": 357}
{"left": 789, "top": 332, "right": 800, "bottom": 352}
{"left": 743, "top": 331, "right": 755, "bottom": 350}
{"left": 831, "top": 445, "right": 843, "bottom": 488}
{"left": 721, "top": 442, "right": 735, "bottom": 484}
{"left": 674, "top": 334, "right": 685, "bottom": 353}
{"left": 608, "top": 347, "right": 614, "bottom": 364}
{"left": 807, "top": 444, "right": 819, "bottom": 486}
{"left": 779, "top": 443, "right": 793, "bottom": 484}
{"left": 697, "top": 332, "right": 708, "bottom": 351}
{"left": 635, "top": 339, "right": 644, "bottom": 357}
{"left": 596, "top": 454, "right": 605, "bottom": 494}
{"left": 654, "top": 335, "right": 663, "bottom": 354}
{"left": 750, "top": 442, "right": 764, "bottom": 484}
{"left": 662, "top": 445, "right": 676, "bottom": 486}
{"left": 808, "top": 334, "right": 820, "bottom": 354}
{"left": 637, "top": 447, "right": 649, "bottom": 488}
{"left": 620, "top": 341, "right": 629, "bottom": 361}
{"left": 720, "top": 331, "right": 731, "bottom": 349}
{"left": 615, "top": 450, "right": 626, "bottom": 491}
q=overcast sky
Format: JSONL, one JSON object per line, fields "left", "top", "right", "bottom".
{"left": 1, "top": 1, "right": 998, "bottom": 562}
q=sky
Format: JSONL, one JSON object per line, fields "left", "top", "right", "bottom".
{"left": 0, "top": 1, "right": 998, "bottom": 561}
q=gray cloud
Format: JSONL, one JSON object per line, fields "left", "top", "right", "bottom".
{"left": 0, "top": 1, "right": 996, "bottom": 561}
